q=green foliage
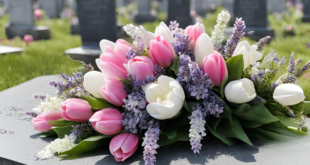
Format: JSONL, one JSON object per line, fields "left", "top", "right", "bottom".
{"left": 52, "top": 125, "right": 73, "bottom": 139}
{"left": 59, "top": 135, "right": 113, "bottom": 159}
{"left": 303, "top": 101, "right": 310, "bottom": 115}
{"left": 81, "top": 96, "right": 116, "bottom": 111}
{"left": 39, "top": 130, "right": 57, "bottom": 137}
{"left": 267, "top": 101, "right": 305, "bottom": 117}
{"left": 225, "top": 54, "right": 244, "bottom": 83}
{"left": 49, "top": 119, "right": 78, "bottom": 127}
{"left": 170, "top": 55, "right": 180, "bottom": 76}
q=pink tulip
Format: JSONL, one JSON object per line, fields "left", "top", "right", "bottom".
{"left": 109, "top": 133, "right": 139, "bottom": 162}
{"left": 149, "top": 36, "right": 175, "bottom": 67}
{"left": 61, "top": 99, "right": 94, "bottom": 122}
{"left": 100, "top": 78, "right": 127, "bottom": 106}
{"left": 34, "top": 9, "right": 43, "bottom": 20}
{"left": 97, "top": 46, "right": 128, "bottom": 79}
{"left": 24, "top": 34, "right": 34, "bottom": 47}
{"left": 89, "top": 108, "right": 123, "bottom": 135}
{"left": 203, "top": 51, "right": 228, "bottom": 86}
{"left": 32, "top": 111, "right": 63, "bottom": 132}
{"left": 185, "top": 23, "right": 205, "bottom": 44}
{"left": 115, "top": 39, "right": 133, "bottom": 58}
{"left": 125, "top": 56, "right": 155, "bottom": 80}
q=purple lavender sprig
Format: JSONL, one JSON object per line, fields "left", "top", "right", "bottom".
{"left": 26, "top": 111, "right": 38, "bottom": 118}
{"left": 224, "top": 18, "right": 246, "bottom": 59}
{"left": 71, "top": 122, "right": 94, "bottom": 140}
{"left": 80, "top": 61, "right": 94, "bottom": 71}
{"left": 303, "top": 61, "right": 310, "bottom": 71}
{"left": 287, "top": 53, "right": 296, "bottom": 74}
{"left": 257, "top": 36, "right": 271, "bottom": 52}
{"left": 169, "top": 20, "right": 179, "bottom": 31}
{"left": 171, "top": 29, "right": 193, "bottom": 57}
{"left": 125, "top": 48, "right": 137, "bottom": 60}
{"left": 142, "top": 120, "right": 160, "bottom": 165}
{"left": 244, "top": 31, "right": 254, "bottom": 37}
{"left": 32, "top": 93, "right": 46, "bottom": 101}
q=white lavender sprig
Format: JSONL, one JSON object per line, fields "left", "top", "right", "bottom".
{"left": 211, "top": 10, "right": 231, "bottom": 48}
{"left": 142, "top": 120, "right": 160, "bottom": 165}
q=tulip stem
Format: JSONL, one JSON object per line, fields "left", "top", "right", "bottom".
{"left": 212, "top": 88, "right": 221, "bottom": 96}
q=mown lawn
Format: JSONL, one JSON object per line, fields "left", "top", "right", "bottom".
{"left": 0, "top": 8, "right": 310, "bottom": 101}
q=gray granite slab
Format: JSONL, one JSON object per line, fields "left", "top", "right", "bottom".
{"left": 1, "top": 75, "right": 310, "bottom": 165}
{"left": 0, "top": 45, "right": 23, "bottom": 54}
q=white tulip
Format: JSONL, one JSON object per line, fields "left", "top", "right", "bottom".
{"left": 273, "top": 84, "right": 305, "bottom": 106}
{"left": 99, "top": 39, "right": 115, "bottom": 53}
{"left": 83, "top": 71, "right": 106, "bottom": 98}
{"left": 142, "top": 75, "right": 185, "bottom": 120}
{"left": 233, "top": 41, "right": 263, "bottom": 70}
{"left": 155, "top": 22, "right": 174, "bottom": 43}
{"left": 142, "top": 31, "right": 155, "bottom": 48}
{"left": 259, "top": 50, "right": 276, "bottom": 68}
{"left": 225, "top": 78, "right": 256, "bottom": 104}
{"left": 194, "top": 33, "right": 214, "bottom": 66}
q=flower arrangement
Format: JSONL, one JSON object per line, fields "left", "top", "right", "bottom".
{"left": 28, "top": 11, "right": 310, "bottom": 165}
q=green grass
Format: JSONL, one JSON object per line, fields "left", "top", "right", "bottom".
{"left": 1, "top": 9, "right": 310, "bottom": 101}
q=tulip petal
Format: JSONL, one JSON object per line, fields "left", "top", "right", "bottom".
{"left": 121, "top": 133, "right": 139, "bottom": 153}
{"left": 203, "top": 56, "right": 221, "bottom": 86}
{"left": 273, "top": 84, "right": 305, "bottom": 106}
{"left": 97, "top": 59, "right": 128, "bottom": 79}
{"left": 142, "top": 31, "right": 156, "bottom": 48}
{"left": 115, "top": 39, "right": 133, "bottom": 58}
{"left": 96, "top": 120, "right": 122, "bottom": 135}
{"left": 83, "top": 71, "right": 106, "bottom": 98}
{"left": 194, "top": 33, "right": 214, "bottom": 66}
{"left": 110, "top": 133, "right": 129, "bottom": 152}
{"left": 100, "top": 39, "right": 115, "bottom": 53}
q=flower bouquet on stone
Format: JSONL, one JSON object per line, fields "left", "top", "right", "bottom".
{"left": 28, "top": 10, "right": 310, "bottom": 165}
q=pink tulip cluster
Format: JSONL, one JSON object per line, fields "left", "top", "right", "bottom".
{"left": 203, "top": 51, "right": 228, "bottom": 86}
{"left": 32, "top": 111, "right": 63, "bottom": 132}
{"left": 109, "top": 133, "right": 139, "bottom": 162}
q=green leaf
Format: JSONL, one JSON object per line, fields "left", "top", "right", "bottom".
{"left": 170, "top": 55, "right": 180, "bottom": 75}
{"left": 235, "top": 104, "right": 251, "bottom": 113}
{"left": 164, "top": 111, "right": 190, "bottom": 139}
{"left": 59, "top": 135, "right": 113, "bottom": 159}
{"left": 239, "top": 119, "right": 265, "bottom": 128}
{"left": 225, "top": 54, "right": 244, "bottom": 82}
{"left": 39, "top": 130, "right": 57, "bottom": 137}
{"left": 261, "top": 122, "right": 308, "bottom": 137}
{"left": 232, "top": 104, "right": 279, "bottom": 124}
{"left": 230, "top": 116, "right": 254, "bottom": 146}
{"left": 52, "top": 125, "right": 73, "bottom": 139}
{"left": 183, "top": 101, "right": 197, "bottom": 113}
{"left": 81, "top": 96, "right": 115, "bottom": 110}
{"left": 251, "top": 128, "right": 292, "bottom": 142}
{"left": 49, "top": 119, "right": 78, "bottom": 127}
{"left": 303, "top": 101, "right": 310, "bottom": 115}
{"left": 158, "top": 129, "right": 190, "bottom": 146}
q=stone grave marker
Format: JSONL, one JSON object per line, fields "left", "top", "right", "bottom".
{"left": 195, "top": 0, "right": 222, "bottom": 17}
{"left": 267, "top": 0, "right": 286, "bottom": 14}
{"left": 167, "top": 0, "right": 192, "bottom": 28}
{"left": 116, "top": 0, "right": 125, "bottom": 7}
{"left": 1, "top": 76, "right": 310, "bottom": 165}
{"left": 222, "top": 0, "right": 234, "bottom": 15}
{"left": 0, "top": 45, "right": 23, "bottom": 55}
{"left": 134, "top": 0, "right": 156, "bottom": 23}
{"left": 302, "top": 0, "right": 310, "bottom": 22}
{"left": 160, "top": 0, "right": 168, "bottom": 13}
{"left": 39, "top": 0, "right": 63, "bottom": 18}
{"left": 5, "top": 0, "right": 50, "bottom": 40}
{"left": 64, "top": 0, "right": 117, "bottom": 70}
{"left": 225, "top": 0, "right": 274, "bottom": 41}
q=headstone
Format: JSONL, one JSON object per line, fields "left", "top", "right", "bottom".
{"left": 267, "top": 0, "right": 286, "bottom": 14}
{"left": 302, "top": 0, "right": 310, "bottom": 22}
{"left": 2, "top": 75, "right": 310, "bottom": 165}
{"left": 124, "top": 0, "right": 134, "bottom": 5}
{"left": 160, "top": 0, "right": 168, "bottom": 13}
{"left": 116, "top": 0, "right": 125, "bottom": 7}
{"left": 66, "top": 0, "right": 77, "bottom": 13}
{"left": 64, "top": 0, "right": 117, "bottom": 71}
{"left": 0, "top": 45, "right": 23, "bottom": 55}
{"left": 134, "top": 0, "right": 156, "bottom": 23}
{"left": 195, "top": 0, "right": 222, "bottom": 16}
{"left": 39, "top": 0, "right": 63, "bottom": 18}
{"left": 225, "top": 0, "right": 274, "bottom": 41}
{"left": 167, "top": 0, "right": 192, "bottom": 28}
{"left": 5, "top": 0, "right": 50, "bottom": 40}
{"left": 222, "top": 0, "right": 234, "bottom": 15}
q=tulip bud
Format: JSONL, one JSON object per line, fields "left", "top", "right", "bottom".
{"left": 203, "top": 51, "right": 228, "bottom": 86}
{"left": 142, "top": 75, "right": 185, "bottom": 120}
{"left": 109, "top": 133, "right": 139, "bottom": 162}
{"left": 259, "top": 50, "right": 276, "bottom": 68}
{"left": 96, "top": 58, "right": 128, "bottom": 80}
{"left": 61, "top": 99, "right": 94, "bottom": 122}
{"left": 149, "top": 36, "right": 175, "bottom": 67}
{"left": 273, "top": 84, "right": 305, "bottom": 106}
{"left": 194, "top": 33, "right": 214, "bottom": 66}
{"left": 185, "top": 23, "right": 206, "bottom": 44}
{"left": 232, "top": 41, "right": 263, "bottom": 70}
{"left": 124, "top": 56, "right": 155, "bottom": 80}
{"left": 89, "top": 108, "right": 123, "bottom": 135}
{"left": 155, "top": 22, "right": 174, "bottom": 43}
{"left": 142, "top": 31, "right": 156, "bottom": 48}
{"left": 32, "top": 111, "right": 63, "bottom": 132}
{"left": 100, "top": 78, "right": 127, "bottom": 106}
{"left": 225, "top": 78, "right": 256, "bottom": 104}
{"left": 34, "top": 9, "right": 43, "bottom": 20}
{"left": 24, "top": 34, "right": 34, "bottom": 47}
{"left": 83, "top": 71, "right": 106, "bottom": 98}
{"left": 115, "top": 39, "right": 133, "bottom": 58}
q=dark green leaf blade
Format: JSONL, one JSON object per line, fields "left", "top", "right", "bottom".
{"left": 225, "top": 54, "right": 244, "bottom": 82}
{"left": 52, "top": 125, "right": 73, "bottom": 139}
{"left": 81, "top": 96, "right": 116, "bottom": 110}
{"left": 170, "top": 55, "right": 180, "bottom": 75}
{"left": 49, "top": 119, "right": 78, "bottom": 127}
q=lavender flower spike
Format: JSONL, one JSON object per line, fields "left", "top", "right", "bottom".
{"left": 287, "top": 53, "right": 295, "bottom": 74}
{"left": 257, "top": 36, "right": 271, "bottom": 52}
{"left": 142, "top": 121, "right": 160, "bottom": 165}
{"left": 225, "top": 18, "right": 246, "bottom": 59}
{"left": 303, "top": 61, "right": 310, "bottom": 71}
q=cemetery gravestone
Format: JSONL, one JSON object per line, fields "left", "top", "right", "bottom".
{"left": 302, "top": 0, "right": 310, "bottom": 22}
{"left": 167, "top": 0, "right": 192, "bottom": 28}
{"left": 116, "top": 0, "right": 125, "bottom": 7}
{"left": 225, "top": 0, "right": 274, "bottom": 41}
{"left": 64, "top": 0, "right": 117, "bottom": 71}
{"left": 0, "top": 45, "right": 23, "bottom": 55}
{"left": 267, "top": 0, "right": 286, "bottom": 14}
{"left": 5, "top": 0, "right": 50, "bottom": 40}
{"left": 134, "top": 0, "right": 156, "bottom": 23}
{"left": 195, "top": 0, "right": 222, "bottom": 17}
{"left": 222, "top": 0, "right": 234, "bottom": 15}
{"left": 39, "top": 0, "right": 63, "bottom": 18}
{"left": 161, "top": 0, "right": 168, "bottom": 13}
